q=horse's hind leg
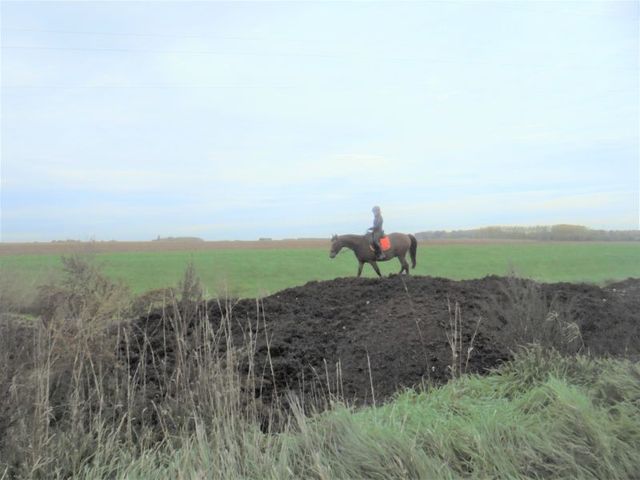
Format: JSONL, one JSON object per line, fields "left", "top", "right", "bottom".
{"left": 369, "top": 261, "right": 382, "bottom": 277}
{"left": 357, "top": 261, "right": 364, "bottom": 277}
{"left": 398, "top": 254, "right": 410, "bottom": 275}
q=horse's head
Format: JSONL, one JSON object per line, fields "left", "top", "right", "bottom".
{"left": 329, "top": 234, "right": 341, "bottom": 258}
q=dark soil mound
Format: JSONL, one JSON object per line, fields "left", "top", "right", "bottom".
{"left": 131, "top": 276, "right": 640, "bottom": 406}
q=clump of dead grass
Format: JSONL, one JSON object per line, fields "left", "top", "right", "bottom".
{"left": 445, "top": 299, "right": 482, "bottom": 379}
{"left": 487, "top": 274, "right": 584, "bottom": 354}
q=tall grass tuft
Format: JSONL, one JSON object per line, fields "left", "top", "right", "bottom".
{"left": 445, "top": 299, "right": 481, "bottom": 379}
{"left": 487, "top": 274, "right": 585, "bottom": 354}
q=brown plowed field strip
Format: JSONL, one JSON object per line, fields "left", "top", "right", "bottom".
{"left": 0, "top": 240, "right": 328, "bottom": 255}
{"left": 0, "top": 238, "right": 538, "bottom": 256}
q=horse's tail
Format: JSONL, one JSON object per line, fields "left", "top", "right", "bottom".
{"left": 409, "top": 234, "right": 417, "bottom": 269}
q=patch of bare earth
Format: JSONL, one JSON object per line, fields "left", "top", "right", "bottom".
{"left": 129, "top": 275, "right": 640, "bottom": 407}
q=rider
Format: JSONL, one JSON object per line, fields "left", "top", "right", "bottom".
{"left": 368, "top": 205, "right": 385, "bottom": 260}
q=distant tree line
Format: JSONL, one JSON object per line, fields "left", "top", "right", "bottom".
{"left": 152, "top": 236, "right": 204, "bottom": 242}
{"left": 415, "top": 225, "right": 640, "bottom": 241}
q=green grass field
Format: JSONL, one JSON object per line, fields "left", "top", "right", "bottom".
{"left": 1, "top": 242, "right": 638, "bottom": 298}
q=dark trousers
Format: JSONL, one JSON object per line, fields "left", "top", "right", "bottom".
{"left": 372, "top": 230, "right": 383, "bottom": 251}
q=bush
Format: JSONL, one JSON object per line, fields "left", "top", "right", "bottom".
{"left": 37, "top": 254, "right": 132, "bottom": 328}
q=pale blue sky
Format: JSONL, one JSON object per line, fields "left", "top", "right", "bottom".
{"left": 1, "top": 1, "right": 638, "bottom": 241}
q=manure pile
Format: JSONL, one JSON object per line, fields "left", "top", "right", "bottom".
{"left": 132, "top": 276, "right": 640, "bottom": 405}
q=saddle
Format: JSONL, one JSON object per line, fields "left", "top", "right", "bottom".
{"left": 367, "top": 234, "right": 391, "bottom": 252}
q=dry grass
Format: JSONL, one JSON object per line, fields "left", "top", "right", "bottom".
{"left": 486, "top": 273, "right": 584, "bottom": 355}
{"left": 0, "top": 256, "right": 274, "bottom": 478}
{"left": 445, "top": 299, "right": 482, "bottom": 379}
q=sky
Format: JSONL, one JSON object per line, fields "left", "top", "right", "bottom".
{"left": 1, "top": 1, "right": 638, "bottom": 242}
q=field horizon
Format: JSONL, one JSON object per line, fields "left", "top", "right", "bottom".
{"left": 1, "top": 237, "right": 608, "bottom": 256}
{"left": 1, "top": 240, "right": 638, "bottom": 301}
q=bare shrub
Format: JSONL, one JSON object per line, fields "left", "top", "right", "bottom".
{"left": 0, "top": 268, "right": 56, "bottom": 316}
{"left": 0, "top": 260, "right": 274, "bottom": 477}
{"left": 0, "top": 255, "right": 135, "bottom": 477}
{"left": 38, "top": 254, "right": 132, "bottom": 328}
{"left": 178, "top": 261, "right": 205, "bottom": 319}
{"left": 0, "top": 317, "right": 36, "bottom": 464}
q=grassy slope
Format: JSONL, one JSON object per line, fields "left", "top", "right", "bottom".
{"left": 1, "top": 243, "right": 638, "bottom": 298}
{"left": 79, "top": 349, "right": 640, "bottom": 479}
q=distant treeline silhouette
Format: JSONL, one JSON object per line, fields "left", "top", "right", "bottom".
{"left": 415, "top": 225, "right": 640, "bottom": 241}
{"left": 152, "top": 236, "right": 204, "bottom": 242}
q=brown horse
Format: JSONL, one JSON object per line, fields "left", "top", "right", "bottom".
{"left": 329, "top": 233, "right": 417, "bottom": 277}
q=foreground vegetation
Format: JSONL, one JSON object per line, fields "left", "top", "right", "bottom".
{"left": 3, "top": 325, "right": 639, "bottom": 480}
{"left": 1, "top": 258, "right": 638, "bottom": 479}
{"left": 77, "top": 350, "right": 639, "bottom": 480}
{"left": 1, "top": 242, "right": 638, "bottom": 301}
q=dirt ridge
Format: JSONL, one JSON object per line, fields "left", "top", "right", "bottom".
{"left": 133, "top": 275, "right": 640, "bottom": 406}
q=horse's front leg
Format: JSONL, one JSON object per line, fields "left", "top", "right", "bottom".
{"left": 369, "top": 261, "right": 382, "bottom": 277}
{"left": 357, "top": 261, "right": 364, "bottom": 277}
